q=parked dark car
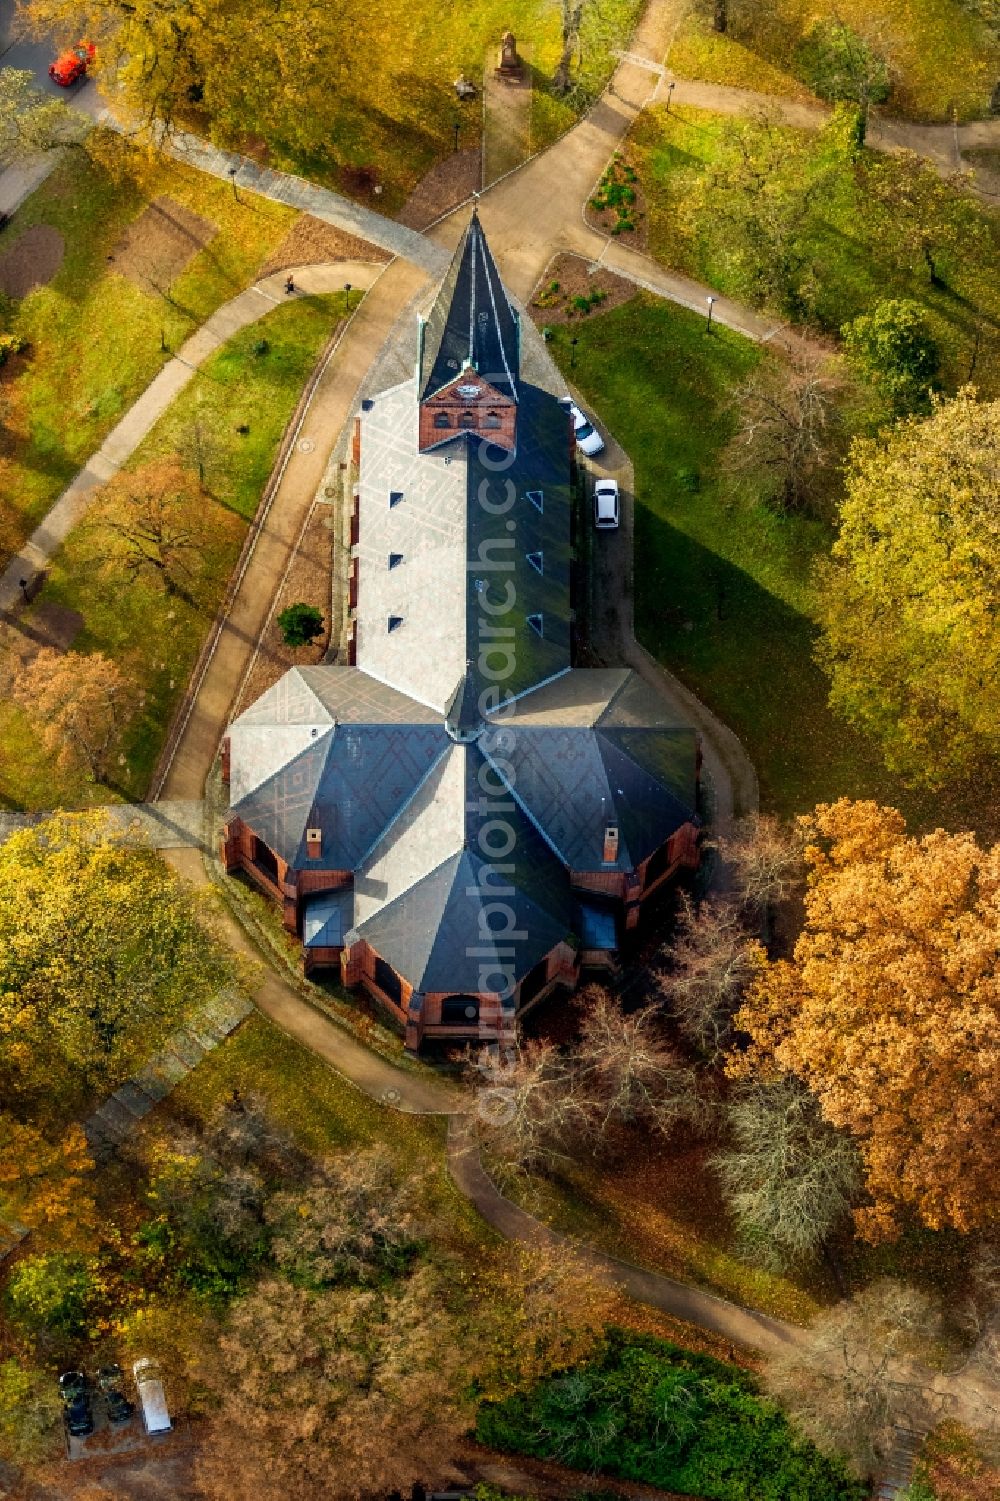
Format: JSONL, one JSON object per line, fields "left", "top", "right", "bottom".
{"left": 97, "top": 1363, "right": 135, "bottom": 1425}
{"left": 58, "top": 1371, "right": 95, "bottom": 1438}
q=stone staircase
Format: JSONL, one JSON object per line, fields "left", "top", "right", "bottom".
{"left": 83, "top": 990, "right": 253, "bottom": 1161}
{"left": 874, "top": 1425, "right": 926, "bottom": 1499}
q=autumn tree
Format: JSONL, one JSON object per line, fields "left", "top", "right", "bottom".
{"left": 265, "top": 1145, "right": 425, "bottom": 1287}
{"left": 765, "top": 1281, "right": 942, "bottom": 1474}
{"left": 0, "top": 1359, "right": 63, "bottom": 1468}
{"left": 474, "top": 1240, "right": 615, "bottom": 1400}
{"left": 195, "top": 1268, "right": 469, "bottom": 1501}
{"left": 862, "top": 151, "right": 989, "bottom": 286}
{"left": 0, "top": 1117, "right": 98, "bottom": 1249}
{"left": 4, "top": 1251, "right": 99, "bottom": 1342}
{"left": 0, "top": 69, "right": 87, "bottom": 160}
{"left": 653, "top": 895, "right": 754, "bottom": 1061}
{"left": 684, "top": 111, "right": 848, "bottom": 317}
{"left": 714, "top": 1077, "right": 861, "bottom": 1267}
{"left": 140, "top": 1134, "right": 269, "bottom": 1297}
{"left": 574, "top": 988, "right": 708, "bottom": 1139}
{"left": 796, "top": 19, "right": 891, "bottom": 144}
{"left": 816, "top": 390, "right": 1000, "bottom": 784}
{"left": 12, "top": 648, "right": 129, "bottom": 781}
{"left": 726, "top": 346, "right": 842, "bottom": 515}
{"left": 842, "top": 299, "right": 939, "bottom": 417}
{"left": 87, "top": 460, "right": 210, "bottom": 597}
{"left": 20, "top": 0, "right": 219, "bottom": 137}
{"left": 0, "top": 813, "right": 248, "bottom": 1108}
{"left": 731, "top": 799, "right": 1000, "bottom": 1241}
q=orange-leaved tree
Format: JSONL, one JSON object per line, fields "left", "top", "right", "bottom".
{"left": 730, "top": 798, "right": 1000, "bottom": 1241}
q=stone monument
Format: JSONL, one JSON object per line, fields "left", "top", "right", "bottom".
{"left": 495, "top": 29, "right": 523, "bottom": 81}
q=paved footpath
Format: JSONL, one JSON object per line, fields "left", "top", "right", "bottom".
{"left": 447, "top": 1117, "right": 803, "bottom": 1355}
{"left": 156, "top": 255, "right": 432, "bottom": 799}
{"left": 0, "top": 259, "right": 386, "bottom": 614}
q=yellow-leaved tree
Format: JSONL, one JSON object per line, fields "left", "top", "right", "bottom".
{"left": 0, "top": 1117, "right": 98, "bottom": 1248}
{"left": 817, "top": 389, "right": 1000, "bottom": 785}
{"left": 0, "top": 812, "right": 249, "bottom": 1109}
{"left": 731, "top": 799, "right": 1000, "bottom": 1241}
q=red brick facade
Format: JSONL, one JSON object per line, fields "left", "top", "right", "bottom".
{"left": 417, "top": 372, "right": 516, "bottom": 454}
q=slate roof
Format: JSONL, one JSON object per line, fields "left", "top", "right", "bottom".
{"left": 228, "top": 669, "right": 448, "bottom": 869}
{"left": 489, "top": 724, "right": 697, "bottom": 872}
{"left": 351, "top": 743, "right": 573, "bottom": 994}
{"left": 226, "top": 214, "right": 701, "bottom": 1012}
{"left": 354, "top": 376, "right": 571, "bottom": 714}
{"left": 418, "top": 209, "right": 520, "bottom": 402}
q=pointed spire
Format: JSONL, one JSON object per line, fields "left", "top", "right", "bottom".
{"left": 418, "top": 210, "right": 519, "bottom": 403}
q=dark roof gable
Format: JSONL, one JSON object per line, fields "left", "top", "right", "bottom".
{"left": 418, "top": 210, "right": 520, "bottom": 403}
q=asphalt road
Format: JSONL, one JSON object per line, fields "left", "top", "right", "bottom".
{"left": 0, "top": 0, "right": 102, "bottom": 115}
{"left": 571, "top": 397, "right": 634, "bottom": 664}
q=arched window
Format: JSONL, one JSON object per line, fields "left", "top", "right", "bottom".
{"left": 441, "top": 994, "right": 480, "bottom": 1025}
{"left": 482, "top": 412, "right": 501, "bottom": 429}
{"left": 458, "top": 410, "right": 476, "bottom": 427}
{"left": 433, "top": 411, "right": 451, "bottom": 428}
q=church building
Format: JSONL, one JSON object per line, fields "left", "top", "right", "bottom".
{"left": 222, "top": 211, "right": 701, "bottom": 1050}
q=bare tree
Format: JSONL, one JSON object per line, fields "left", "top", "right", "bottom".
{"left": 266, "top": 1145, "right": 426, "bottom": 1287}
{"left": 196, "top": 1268, "right": 468, "bottom": 1501}
{"left": 727, "top": 347, "right": 841, "bottom": 515}
{"left": 720, "top": 811, "right": 806, "bottom": 934}
{"left": 574, "top": 987, "right": 709, "bottom": 1138}
{"left": 178, "top": 405, "right": 226, "bottom": 492}
{"left": 87, "top": 460, "right": 205, "bottom": 596}
{"left": 713, "top": 1076, "right": 861, "bottom": 1267}
{"left": 470, "top": 1039, "right": 591, "bottom": 1178}
{"left": 653, "top": 895, "right": 755, "bottom": 1061}
{"left": 765, "top": 1280, "right": 944, "bottom": 1475}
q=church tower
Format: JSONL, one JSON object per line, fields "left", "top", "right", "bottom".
{"left": 416, "top": 208, "right": 520, "bottom": 453}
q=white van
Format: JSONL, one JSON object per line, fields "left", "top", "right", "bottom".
{"left": 132, "top": 1358, "right": 172, "bottom": 1435}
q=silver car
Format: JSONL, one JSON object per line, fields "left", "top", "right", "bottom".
{"left": 559, "top": 396, "right": 606, "bottom": 457}
{"left": 594, "top": 478, "right": 620, "bottom": 529}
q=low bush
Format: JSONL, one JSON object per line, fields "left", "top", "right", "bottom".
{"left": 476, "top": 1330, "right": 866, "bottom": 1501}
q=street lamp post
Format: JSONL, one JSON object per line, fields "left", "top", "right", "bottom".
{"left": 344, "top": 282, "right": 352, "bottom": 311}
{"left": 227, "top": 164, "right": 240, "bottom": 203}
{"left": 667, "top": 80, "right": 675, "bottom": 109}
{"left": 705, "top": 295, "right": 716, "bottom": 334}
{"left": 570, "top": 336, "right": 579, "bottom": 369}
{"left": 453, "top": 119, "right": 460, "bottom": 153}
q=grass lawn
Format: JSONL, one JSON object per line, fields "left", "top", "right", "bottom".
{"left": 669, "top": 13, "right": 814, "bottom": 101}
{"left": 668, "top": 0, "right": 1000, "bottom": 121}
{"left": 0, "top": 134, "right": 298, "bottom": 565}
{"left": 224, "top": 0, "right": 642, "bottom": 208}
{"left": 626, "top": 105, "right": 1000, "bottom": 400}
{"left": 547, "top": 297, "right": 946, "bottom": 824}
{"left": 490, "top": 1134, "right": 829, "bottom": 1324}
{"left": 158, "top": 1012, "right": 491, "bottom": 1260}
{"left": 0, "top": 292, "right": 347, "bottom": 810}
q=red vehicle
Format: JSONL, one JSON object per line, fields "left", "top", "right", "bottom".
{"left": 48, "top": 41, "right": 95, "bottom": 87}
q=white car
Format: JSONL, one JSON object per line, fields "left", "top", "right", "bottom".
{"left": 594, "top": 478, "right": 620, "bottom": 529}
{"left": 559, "top": 396, "right": 605, "bottom": 457}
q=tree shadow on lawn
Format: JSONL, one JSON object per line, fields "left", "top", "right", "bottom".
{"left": 633, "top": 508, "right": 947, "bottom": 825}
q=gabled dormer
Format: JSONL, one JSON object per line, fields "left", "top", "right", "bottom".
{"left": 417, "top": 208, "right": 520, "bottom": 454}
